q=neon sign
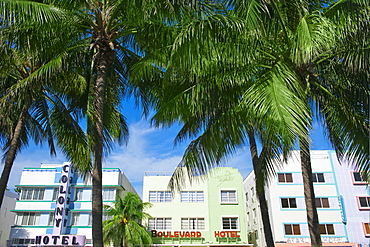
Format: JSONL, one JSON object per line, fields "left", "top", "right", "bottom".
{"left": 36, "top": 163, "right": 86, "bottom": 246}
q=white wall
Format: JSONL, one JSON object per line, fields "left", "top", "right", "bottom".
{"left": 0, "top": 191, "right": 17, "bottom": 247}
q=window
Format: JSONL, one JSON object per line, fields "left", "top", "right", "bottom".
{"left": 319, "top": 224, "right": 335, "bottom": 235}
{"left": 312, "top": 173, "right": 325, "bottom": 183}
{"left": 315, "top": 198, "right": 330, "bottom": 208}
{"left": 363, "top": 223, "right": 370, "bottom": 236}
{"left": 75, "top": 188, "right": 83, "bottom": 201}
{"left": 220, "top": 190, "right": 237, "bottom": 203}
{"left": 281, "top": 198, "right": 297, "bottom": 208}
{"left": 149, "top": 191, "right": 172, "bottom": 202}
{"left": 358, "top": 197, "right": 370, "bottom": 209}
{"left": 251, "top": 187, "right": 255, "bottom": 196}
{"left": 102, "top": 188, "right": 115, "bottom": 200}
{"left": 48, "top": 212, "right": 55, "bottom": 226}
{"left": 70, "top": 212, "right": 80, "bottom": 226}
{"left": 245, "top": 192, "right": 249, "bottom": 201}
{"left": 89, "top": 212, "right": 112, "bottom": 226}
{"left": 353, "top": 172, "right": 367, "bottom": 184}
{"left": 278, "top": 173, "right": 293, "bottom": 183}
{"left": 52, "top": 188, "right": 59, "bottom": 201}
{"left": 181, "top": 191, "right": 204, "bottom": 202}
{"left": 284, "top": 224, "right": 301, "bottom": 235}
{"left": 148, "top": 218, "right": 172, "bottom": 230}
{"left": 88, "top": 213, "right": 92, "bottom": 226}
{"left": 254, "top": 230, "right": 258, "bottom": 240}
{"left": 222, "top": 217, "right": 238, "bottom": 230}
{"left": 15, "top": 212, "right": 40, "bottom": 225}
{"left": 102, "top": 212, "right": 112, "bottom": 222}
{"left": 181, "top": 218, "right": 205, "bottom": 230}
{"left": 20, "top": 188, "right": 45, "bottom": 200}
{"left": 248, "top": 232, "right": 252, "bottom": 242}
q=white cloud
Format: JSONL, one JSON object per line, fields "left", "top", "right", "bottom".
{"left": 103, "top": 120, "right": 184, "bottom": 196}
{"left": 2, "top": 119, "right": 255, "bottom": 197}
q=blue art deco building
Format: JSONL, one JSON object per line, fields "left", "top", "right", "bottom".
{"left": 8, "top": 162, "right": 136, "bottom": 247}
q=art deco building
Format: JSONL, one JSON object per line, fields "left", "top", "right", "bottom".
{"left": 244, "top": 150, "right": 369, "bottom": 247}
{"left": 8, "top": 162, "right": 136, "bottom": 247}
{"left": 143, "top": 167, "right": 253, "bottom": 247}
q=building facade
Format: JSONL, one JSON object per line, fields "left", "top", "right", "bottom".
{"left": 143, "top": 167, "right": 252, "bottom": 247}
{"left": 0, "top": 191, "right": 17, "bottom": 247}
{"left": 8, "top": 162, "right": 136, "bottom": 247}
{"left": 244, "top": 150, "right": 369, "bottom": 247}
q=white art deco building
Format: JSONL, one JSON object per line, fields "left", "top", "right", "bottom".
{"left": 244, "top": 150, "right": 369, "bottom": 247}
{"left": 7, "top": 162, "right": 136, "bottom": 247}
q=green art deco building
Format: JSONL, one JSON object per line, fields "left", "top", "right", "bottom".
{"left": 143, "top": 167, "right": 252, "bottom": 247}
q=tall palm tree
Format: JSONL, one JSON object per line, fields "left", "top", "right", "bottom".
{"left": 132, "top": 1, "right": 369, "bottom": 246}
{"left": 103, "top": 192, "right": 153, "bottom": 247}
{"left": 240, "top": 1, "right": 369, "bottom": 245}
{"left": 131, "top": 5, "right": 310, "bottom": 247}
{"left": 0, "top": 1, "right": 205, "bottom": 245}
{"left": 228, "top": 0, "right": 368, "bottom": 245}
{"left": 0, "top": 44, "right": 88, "bottom": 208}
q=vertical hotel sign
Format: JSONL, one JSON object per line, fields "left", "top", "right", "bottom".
{"left": 53, "top": 163, "right": 73, "bottom": 235}
{"left": 36, "top": 163, "right": 86, "bottom": 246}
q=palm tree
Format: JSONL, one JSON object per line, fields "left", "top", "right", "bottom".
{"left": 103, "top": 192, "right": 153, "bottom": 247}
{"left": 240, "top": 1, "right": 369, "bottom": 245}
{"left": 131, "top": 5, "right": 310, "bottom": 247}
{"left": 0, "top": 1, "right": 205, "bottom": 245}
{"left": 132, "top": 1, "right": 369, "bottom": 246}
{"left": 0, "top": 44, "right": 88, "bottom": 208}
{"left": 227, "top": 0, "right": 368, "bottom": 245}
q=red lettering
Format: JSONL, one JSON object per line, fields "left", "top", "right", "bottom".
{"left": 214, "top": 231, "right": 240, "bottom": 238}
{"left": 150, "top": 231, "right": 203, "bottom": 238}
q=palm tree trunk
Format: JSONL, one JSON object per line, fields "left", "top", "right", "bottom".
{"left": 0, "top": 109, "right": 27, "bottom": 208}
{"left": 0, "top": 108, "right": 27, "bottom": 208}
{"left": 247, "top": 130, "right": 275, "bottom": 247}
{"left": 300, "top": 133, "right": 322, "bottom": 247}
{"left": 91, "top": 47, "right": 112, "bottom": 247}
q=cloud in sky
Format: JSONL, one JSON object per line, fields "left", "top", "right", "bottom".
{"left": 104, "top": 120, "right": 254, "bottom": 196}
{"left": 2, "top": 116, "right": 331, "bottom": 197}
{"left": 3, "top": 119, "right": 253, "bottom": 197}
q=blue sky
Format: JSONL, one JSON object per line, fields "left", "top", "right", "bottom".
{"left": 3, "top": 99, "right": 333, "bottom": 197}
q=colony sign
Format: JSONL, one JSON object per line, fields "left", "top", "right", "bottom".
{"left": 53, "top": 164, "right": 73, "bottom": 234}
{"left": 36, "top": 163, "right": 86, "bottom": 246}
